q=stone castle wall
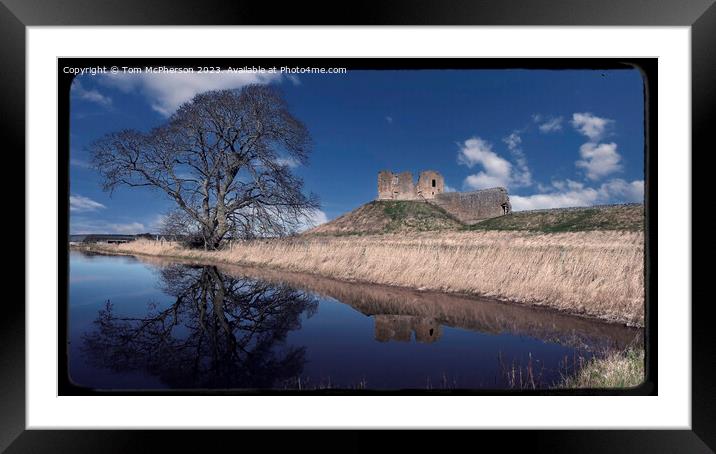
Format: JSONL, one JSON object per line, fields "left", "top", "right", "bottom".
{"left": 377, "top": 170, "right": 445, "bottom": 200}
{"left": 416, "top": 170, "right": 444, "bottom": 199}
{"left": 432, "top": 188, "right": 511, "bottom": 224}
{"left": 377, "top": 170, "right": 511, "bottom": 224}
{"left": 377, "top": 171, "right": 416, "bottom": 200}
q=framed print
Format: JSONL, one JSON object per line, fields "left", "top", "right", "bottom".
{"left": 57, "top": 56, "right": 655, "bottom": 398}
{"left": 7, "top": 0, "right": 713, "bottom": 451}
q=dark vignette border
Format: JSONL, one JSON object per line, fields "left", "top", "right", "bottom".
{"left": 56, "top": 57, "right": 657, "bottom": 398}
{"left": 3, "top": 1, "right": 711, "bottom": 452}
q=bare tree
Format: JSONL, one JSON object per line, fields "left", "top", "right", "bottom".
{"left": 89, "top": 85, "right": 319, "bottom": 249}
{"left": 82, "top": 265, "right": 317, "bottom": 388}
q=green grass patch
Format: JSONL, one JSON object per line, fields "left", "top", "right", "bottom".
{"left": 380, "top": 201, "right": 462, "bottom": 232}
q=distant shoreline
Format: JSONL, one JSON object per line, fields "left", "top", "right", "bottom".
{"left": 71, "top": 229, "right": 645, "bottom": 327}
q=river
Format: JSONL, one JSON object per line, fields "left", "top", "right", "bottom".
{"left": 68, "top": 250, "right": 642, "bottom": 390}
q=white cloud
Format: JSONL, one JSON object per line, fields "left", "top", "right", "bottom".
{"left": 385, "top": 116, "right": 393, "bottom": 124}
{"left": 70, "top": 195, "right": 106, "bottom": 212}
{"left": 100, "top": 71, "right": 283, "bottom": 117}
{"left": 536, "top": 116, "right": 563, "bottom": 133}
{"left": 551, "top": 179, "right": 586, "bottom": 192}
{"left": 70, "top": 218, "right": 146, "bottom": 234}
{"left": 148, "top": 214, "right": 168, "bottom": 232}
{"left": 461, "top": 112, "right": 638, "bottom": 212}
{"left": 109, "top": 222, "right": 147, "bottom": 234}
{"left": 458, "top": 136, "right": 533, "bottom": 190}
{"left": 576, "top": 142, "right": 622, "bottom": 180}
{"left": 571, "top": 112, "right": 613, "bottom": 141}
{"left": 275, "top": 157, "right": 300, "bottom": 168}
{"left": 70, "top": 158, "right": 91, "bottom": 169}
{"left": 444, "top": 184, "right": 457, "bottom": 192}
{"left": 503, "top": 132, "right": 521, "bottom": 150}
{"left": 71, "top": 80, "right": 112, "bottom": 107}
{"left": 502, "top": 132, "right": 532, "bottom": 187}
{"left": 464, "top": 173, "right": 510, "bottom": 190}
{"left": 511, "top": 189, "right": 599, "bottom": 211}
{"left": 599, "top": 178, "right": 644, "bottom": 202}
{"left": 296, "top": 209, "right": 329, "bottom": 232}
{"left": 510, "top": 178, "right": 644, "bottom": 211}
{"left": 458, "top": 137, "right": 513, "bottom": 190}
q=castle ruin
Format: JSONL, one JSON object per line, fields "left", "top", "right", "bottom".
{"left": 377, "top": 170, "right": 511, "bottom": 224}
{"left": 378, "top": 170, "right": 445, "bottom": 200}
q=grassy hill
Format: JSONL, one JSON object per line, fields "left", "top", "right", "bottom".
{"left": 308, "top": 201, "right": 644, "bottom": 235}
{"left": 467, "top": 204, "right": 644, "bottom": 233}
{"left": 307, "top": 200, "right": 462, "bottom": 235}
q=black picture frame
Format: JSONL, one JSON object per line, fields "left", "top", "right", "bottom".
{"left": 56, "top": 56, "right": 658, "bottom": 398}
{"left": 6, "top": 0, "right": 712, "bottom": 451}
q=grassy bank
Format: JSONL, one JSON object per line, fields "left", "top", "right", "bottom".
{"left": 561, "top": 348, "right": 645, "bottom": 388}
{"left": 468, "top": 204, "right": 644, "bottom": 233}
{"left": 75, "top": 229, "right": 644, "bottom": 326}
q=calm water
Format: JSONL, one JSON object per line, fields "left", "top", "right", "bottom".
{"left": 68, "top": 251, "right": 642, "bottom": 390}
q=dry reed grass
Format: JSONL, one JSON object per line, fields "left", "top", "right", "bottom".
{"left": 77, "top": 230, "right": 645, "bottom": 326}
{"left": 561, "top": 348, "right": 645, "bottom": 388}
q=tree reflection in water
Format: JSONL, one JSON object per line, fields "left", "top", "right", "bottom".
{"left": 82, "top": 265, "right": 318, "bottom": 389}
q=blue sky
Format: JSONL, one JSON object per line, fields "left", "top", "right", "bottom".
{"left": 69, "top": 68, "right": 645, "bottom": 234}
